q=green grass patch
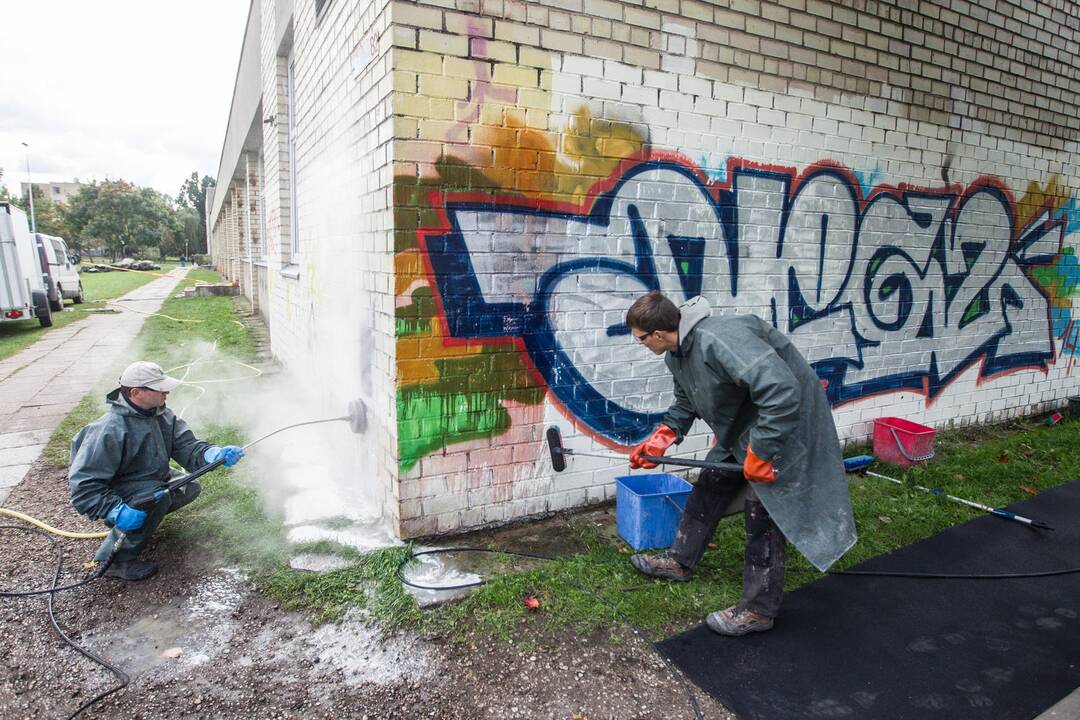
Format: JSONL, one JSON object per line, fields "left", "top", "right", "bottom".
{"left": 81, "top": 265, "right": 175, "bottom": 303}
{"left": 138, "top": 268, "right": 254, "bottom": 361}
{"left": 408, "top": 416, "right": 1080, "bottom": 640}
{"left": 260, "top": 545, "right": 422, "bottom": 627}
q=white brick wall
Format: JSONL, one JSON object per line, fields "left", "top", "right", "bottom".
{"left": 391, "top": 0, "right": 1080, "bottom": 537}
{"left": 212, "top": 0, "right": 1080, "bottom": 540}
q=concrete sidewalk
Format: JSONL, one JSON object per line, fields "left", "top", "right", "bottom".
{"left": 0, "top": 268, "right": 188, "bottom": 505}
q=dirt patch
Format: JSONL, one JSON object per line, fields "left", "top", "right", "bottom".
{"left": 0, "top": 460, "right": 733, "bottom": 719}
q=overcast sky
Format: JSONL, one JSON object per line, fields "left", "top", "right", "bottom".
{"left": 0, "top": 1, "right": 250, "bottom": 200}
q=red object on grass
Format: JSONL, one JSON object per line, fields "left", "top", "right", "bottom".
{"left": 873, "top": 416, "right": 936, "bottom": 467}
{"left": 523, "top": 596, "right": 541, "bottom": 611}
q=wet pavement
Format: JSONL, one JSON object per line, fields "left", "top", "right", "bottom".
{"left": 0, "top": 268, "right": 188, "bottom": 504}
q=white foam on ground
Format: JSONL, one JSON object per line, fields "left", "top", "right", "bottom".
{"left": 179, "top": 568, "right": 246, "bottom": 667}
{"left": 289, "top": 553, "right": 354, "bottom": 572}
{"left": 310, "top": 618, "right": 435, "bottom": 686}
{"left": 287, "top": 521, "right": 399, "bottom": 552}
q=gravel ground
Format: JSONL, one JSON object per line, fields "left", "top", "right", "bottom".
{"left": 0, "top": 460, "right": 734, "bottom": 720}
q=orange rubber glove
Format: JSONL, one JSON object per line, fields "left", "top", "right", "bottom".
{"left": 629, "top": 424, "right": 678, "bottom": 469}
{"left": 743, "top": 446, "right": 776, "bottom": 483}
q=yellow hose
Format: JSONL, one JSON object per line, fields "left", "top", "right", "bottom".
{"left": 0, "top": 507, "right": 108, "bottom": 539}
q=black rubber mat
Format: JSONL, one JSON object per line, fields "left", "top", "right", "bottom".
{"left": 656, "top": 479, "right": 1080, "bottom": 720}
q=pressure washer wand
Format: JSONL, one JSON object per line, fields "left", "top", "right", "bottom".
{"left": 844, "top": 455, "right": 1054, "bottom": 531}
{"left": 162, "top": 398, "right": 370, "bottom": 496}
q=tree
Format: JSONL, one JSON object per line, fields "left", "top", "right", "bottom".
{"left": 176, "top": 171, "right": 215, "bottom": 254}
{"left": 0, "top": 168, "right": 13, "bottom": 203}
{"left": 66, "top": 180, "right": 177, "bottom": 261}
{"left": 174, "top": 207, "right": 202, "bottom": 259}
{"left": 24, "top": 193, "right": 73, "bottom": 239}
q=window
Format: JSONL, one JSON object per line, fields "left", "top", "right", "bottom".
{"left": 52, "top": 186, "right": 61, "bottom": 195}
{"left": 243, "top": 155, "right": 253, "bottom": 261}
{"left": 258, "top": 153, "right": 267, "bottom": 258}
{"left": 287, "top": 52, "right": 300, "bottom": 256}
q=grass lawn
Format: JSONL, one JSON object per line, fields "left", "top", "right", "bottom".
{"left": 0, "top": 262, "right": 177, "bottom": 361}
{"left": 253, "top": 413, "right": 1080, "bottom": 640}
{"left": 41, "top": 275, "right": 1080, "bottom": 640}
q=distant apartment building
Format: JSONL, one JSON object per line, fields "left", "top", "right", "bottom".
{"left": 209, "top": 0, "right": 1080, "bottom": 539}
{"left": 21, "top": 180, "right": 83, "bottom": 205}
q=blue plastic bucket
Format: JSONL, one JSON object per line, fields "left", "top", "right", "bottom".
{"left": 615, "top": 473, "right": 693, "bottom": 550}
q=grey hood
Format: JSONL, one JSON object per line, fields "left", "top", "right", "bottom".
{"left": 676, "top": 295, "right": 711, "bottom": 353}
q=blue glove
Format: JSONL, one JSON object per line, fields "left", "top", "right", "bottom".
{"left": 106, "top": 501, "right": 148, "bottom": 533}
{"left": 204, "top": 445, "right": 244, "bottom": 468}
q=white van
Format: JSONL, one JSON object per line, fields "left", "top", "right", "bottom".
{"left": 0, "top": 203, "right": 52, "bottom": 327}
{"left": 36, "top": 233, "right": 84, "bottom": 309}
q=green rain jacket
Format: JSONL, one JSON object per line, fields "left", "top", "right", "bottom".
{"left": 69, "top": 388, "right": 213, "bottom": 520}
{"left": 662, "top": 296, "right": 857, "bottom": 571}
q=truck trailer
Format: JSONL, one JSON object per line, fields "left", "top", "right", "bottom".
{"left": 0, "top": 202, "right": 53, "bottom": 327}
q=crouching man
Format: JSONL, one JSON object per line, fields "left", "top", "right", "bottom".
{"left": 69, "top": 361, "right": 245, "bottom": 581}
{"left": 625, "top": 292, "right": 856, "bottom": 635}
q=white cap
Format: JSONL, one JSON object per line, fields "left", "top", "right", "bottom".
{"left": 118, "top": 361, "right": 181, "bottom": 392}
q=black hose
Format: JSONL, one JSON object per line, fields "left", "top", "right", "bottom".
{"left": 0, "top": 525, "right": 128, "bottom": 719}
{"left": 397, "top": 545, "right": 1080, "bottom": 720}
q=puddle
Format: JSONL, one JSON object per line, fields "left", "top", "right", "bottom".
{"left": 84, "top": 568, "right": 247, "bottom": 675}
{"left": 400, "top": 548, "right": 486, "bottom": 607}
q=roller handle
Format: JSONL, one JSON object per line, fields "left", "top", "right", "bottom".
{"left": 641, "top": 454, "right": 743, "bottom": 474}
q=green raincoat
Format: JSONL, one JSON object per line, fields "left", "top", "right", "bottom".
{"left": 69, "top": 388, "right": 213, "bottom": 520}
{"left": 662, "top": 296, "right": 857, "bottom": 571}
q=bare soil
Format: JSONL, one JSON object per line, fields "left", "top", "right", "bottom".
{"left": 0, "top": 460, "right": 733, "bottom": 720}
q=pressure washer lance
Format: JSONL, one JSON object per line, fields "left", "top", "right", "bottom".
{"left": 546, "top": 425, "right": 744, "bottom": 475}
{"left": 99, "top": 398, "right": 371, "bottom": 573}
{"left": 843, "top": 455, "right": 1054, "bottom": 531}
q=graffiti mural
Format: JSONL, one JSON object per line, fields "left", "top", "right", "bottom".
{"left": 417, "top": 155, "right": 1068, "bottom": 448}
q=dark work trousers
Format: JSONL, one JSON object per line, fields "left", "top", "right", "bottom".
{"left": 94, "top": 481, "right": 202, "bottom": 563}
{"left": 668, "top": 464, "right": 788, "bottom": 618}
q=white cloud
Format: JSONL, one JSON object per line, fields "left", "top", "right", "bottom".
{"left": 0, "top": 0, "right": 249, "bottom": 198}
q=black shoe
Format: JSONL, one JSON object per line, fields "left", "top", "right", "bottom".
{"left": 630, "top": 552, "right": 692, "bottom": 582}
{"left": 104, "top": 559, "right": 158, "bottom": 581}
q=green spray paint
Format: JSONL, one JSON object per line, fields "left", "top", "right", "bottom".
{"left": 397, "top": 351, "right": 545, "bottom": 472}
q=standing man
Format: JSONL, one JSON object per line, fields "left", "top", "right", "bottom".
{"left": 69, "top": 361, "right": 245, "bottom": 581}
{"left": 625, "top": 292, "right": 856, "bottom": 636}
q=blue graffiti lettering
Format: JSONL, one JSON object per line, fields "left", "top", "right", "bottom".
{"left": 422, "top": 160, "right": 1063, "bottom": 445}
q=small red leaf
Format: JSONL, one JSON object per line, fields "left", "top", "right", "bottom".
{"left": 523, "top": 596, "right": 541, "bottom": 611}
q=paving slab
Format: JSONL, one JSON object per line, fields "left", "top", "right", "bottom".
{"left": 0, "top": 445, "right": 47, "bottom": 467}
{"left": 0, "top": 464, "right": 32, "bottom": 489}
{"left": 0, "top": 429, "right": 51, "bottom": 450}
{"left": 0, "top": 268, "right": 188, "bottom": 505}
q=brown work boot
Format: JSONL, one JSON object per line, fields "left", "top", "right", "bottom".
{"left": 629, "top": 552, "right": 692, "bottom": 582}
{"left": 706, "top": 605, "right": 774, "bottom": 636}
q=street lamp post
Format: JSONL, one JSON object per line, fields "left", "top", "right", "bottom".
{"left": 21, "top": 142, "right": 36, "bottom": 233}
